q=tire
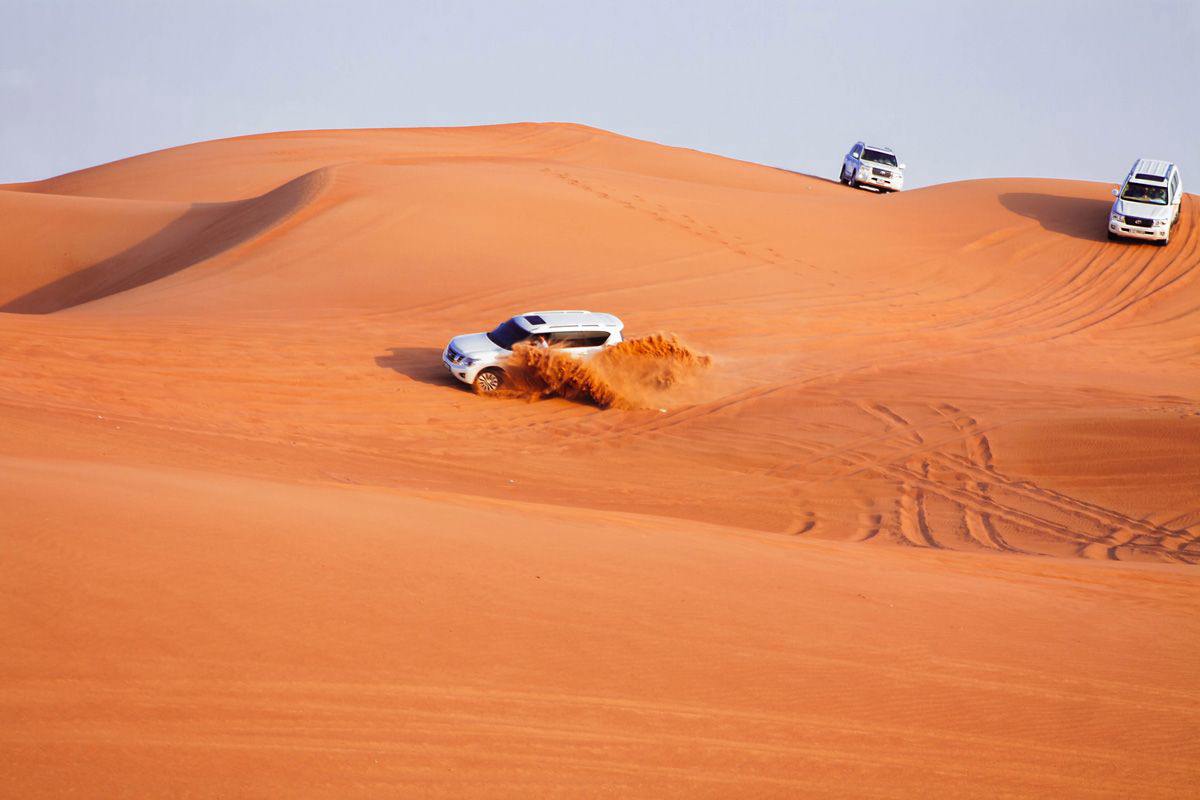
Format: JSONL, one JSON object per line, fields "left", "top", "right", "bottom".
{"left": 848, "top": 170, "right": 858, "bottom": 189}
{"left": 838, "top": 165, "right": 848, "bottom": 184}
{"left": 1155, "top": 236, "right": 1169, "bottom": 247}
{"left": 1107, "top": 230, "right": 1118, "bottom": 241}
{"left": 473, "top": 368, "right": 504, "bottom": 394}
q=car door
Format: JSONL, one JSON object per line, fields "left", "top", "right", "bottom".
{"left": 846, "top": 143, "right": 864, "bottom": 177}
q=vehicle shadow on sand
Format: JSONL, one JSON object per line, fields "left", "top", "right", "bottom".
{"left": 999, "top": 193, "right": 1122, "bottom": 243}
{"left": 374, "top": 347, "right": 466, "bottom": 390}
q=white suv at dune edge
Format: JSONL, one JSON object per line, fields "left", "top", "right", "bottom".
{"left": 840, "top": 142, "right": 906, "bottom": 192}
{"left": 442, "top": 310, "right": 624, "bottom": 393}
{"left": 1108, "top": 158, "right": 1184, "bottom": 246}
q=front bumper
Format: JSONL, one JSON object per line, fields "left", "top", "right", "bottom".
{"left": 1108, "top": 219, "right": 1168, "bottom": 240}
{"left": 858, "top": 172, "right": 903, "bottom": 191}
{"left": 442, "top": 349, "right": 478, "bottom": 385}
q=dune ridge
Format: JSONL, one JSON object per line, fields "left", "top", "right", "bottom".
{"left": 1, "top": 167, "right": 331, "bottom": 313}
{"left": 1, "top": 123, "right": 1198, "bottom": 798}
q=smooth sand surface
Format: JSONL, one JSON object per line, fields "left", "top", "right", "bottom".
{"left": 2, "top": 124, "right": 1198, "bottom": 797}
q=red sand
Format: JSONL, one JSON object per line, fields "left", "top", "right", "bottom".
{"left": 2, "top": 123, "right": 1198, "bottom": 797}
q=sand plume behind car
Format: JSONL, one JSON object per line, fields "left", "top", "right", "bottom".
{"left": 503, "top": 333, "right": 712, "bottom": 408}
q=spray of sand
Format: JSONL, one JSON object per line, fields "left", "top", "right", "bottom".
{"left": 502, "top": 333, "right": 712, "bottom": 409}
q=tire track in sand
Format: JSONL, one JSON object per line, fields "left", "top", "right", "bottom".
{"left": 931, "top": 403, "right": 1022, "bottom": 553}
{"left": 786, "top": 399, "right": 1195, "bottom": 562}
{"left": 897, "top": 458, "right": 940, "bottom": 548}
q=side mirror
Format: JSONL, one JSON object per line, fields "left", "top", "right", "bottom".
{"left": 899, "top": 163, "right": 907, "bottom": 170}
{"left": 1111, "top": 188, "right": 1119, "bottom": 197}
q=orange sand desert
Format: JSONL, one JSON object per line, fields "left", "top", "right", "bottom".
{"left": 2, "top": 124, "right": 1198, "bottom": 797}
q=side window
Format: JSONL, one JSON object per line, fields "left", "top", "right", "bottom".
{"left": 1171, "top": 173, "right": 1179, "bottom": 198}
{"left": 552, "top": 331, "right": 611, "bottom": 348}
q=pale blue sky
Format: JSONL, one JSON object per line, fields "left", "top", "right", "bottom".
{"left": 1, "top": 0, "right": 1196, "bottom": 188}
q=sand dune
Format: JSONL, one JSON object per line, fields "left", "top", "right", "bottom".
{"left": 2, "top": 124, "right": 1198, "bottom": 797}
{"left": 1, "top": 169, "right": 328, "bottom": 313}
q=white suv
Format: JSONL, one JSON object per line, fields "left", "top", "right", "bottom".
{"left": 442, "top": 310, "right": 624, "bottom": 393}
{"left": 1108, "top": 159, "right": 1184, "bottom": 246}
{"left": 840, "top": 142, "right": 905, "bottom": 192}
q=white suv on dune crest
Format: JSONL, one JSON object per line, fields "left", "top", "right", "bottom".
{"left": 1108, "top": 158, "right": 1183, "bottom": 246}
{"left": 840, "top": 142, "right": 906, "bottom": 192}
{"left": 442, "top": 310, "right": 624, "bottom": 393}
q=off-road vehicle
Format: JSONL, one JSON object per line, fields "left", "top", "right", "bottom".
{"left": 840, "top": 142, "right": 905, "bottom": 192}
{"left": 442, "top": 310, "right": 624, "bottom": 393}
{"left": 1108, "top": 158, "right": 1183, "bottom": 246}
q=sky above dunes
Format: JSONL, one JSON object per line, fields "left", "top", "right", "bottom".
{"left": 1, "top": 0, "right": 1196, "bottom": 188}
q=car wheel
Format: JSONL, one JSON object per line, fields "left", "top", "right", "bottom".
{"left": 1106, "top": 230, "right": 1118, "bottom": 241}
{"left": 838, "top": 165, "right": 847, "bottom": 184}
{"left": 1155, "top": 236, "right": 1169, "bottom": 247}
{"left": 474, "top": 368, "right": 504, "bottom": 394}
{"left": 848, "top": 171, "right": 858, "bottom": 189}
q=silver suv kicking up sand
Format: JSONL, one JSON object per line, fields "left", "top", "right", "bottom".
{"left": 442, "top": 310, "right": 624, "bottom": 393}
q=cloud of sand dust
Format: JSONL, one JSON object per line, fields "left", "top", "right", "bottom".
{"left": 501, "top": 333, "right": 712, "bottom": 410}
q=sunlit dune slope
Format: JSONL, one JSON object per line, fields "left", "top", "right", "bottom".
{"left": 2, "top": 123, "right": 1198, "bottom": 797}
{"left": 4, "top": 457, "right": 1198, "bottom": 798}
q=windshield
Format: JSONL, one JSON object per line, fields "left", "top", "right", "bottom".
{"left": 486, "top": 319, "right": 530, "bottom": 349}
{"left": 861, "top": 148, "right": 899, "bottom": 167}
{"left": 1121, "top": 182, "right": 1169, "bottom": 205}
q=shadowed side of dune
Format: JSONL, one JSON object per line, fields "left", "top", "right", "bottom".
{"left": 998, "top": 192, "right": 1118, "bottom": 242}
{"left": 1, "top": 169, "right": 330, "bottom": 314}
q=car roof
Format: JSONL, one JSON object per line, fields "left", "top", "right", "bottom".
{"left": 860, "top": 143, "right": 895, "bottom": 153}
{"left": 1129, "top": 158, "right": 1175, "bottom": 179}
{"left": 513, "top": 310, "right": 623, "bottom": 332}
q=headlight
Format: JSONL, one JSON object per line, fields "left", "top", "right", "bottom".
{"left": 1152, "top": 219, "right": 1168, "bottom": 227}
{"left": 461, "top": 355, "right": 477, "bottom": 366}
{"left": 1111, "top": 213, "right": 1125, "bottom": 223}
